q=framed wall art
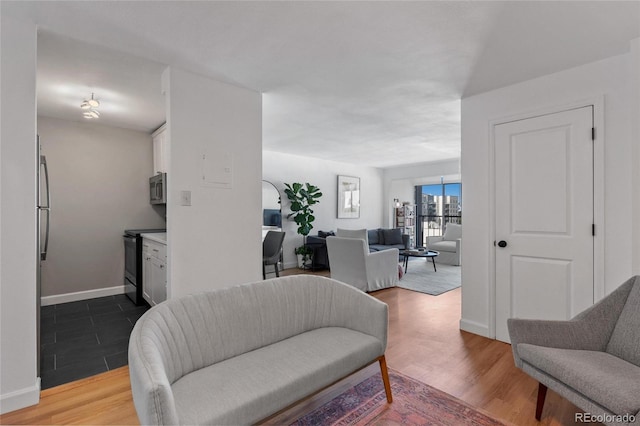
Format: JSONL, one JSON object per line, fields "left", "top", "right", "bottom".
{"left": 337, "top": 175, "right": 360, "bottom": 218}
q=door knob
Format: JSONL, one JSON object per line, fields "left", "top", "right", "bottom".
{"left": 497, "top": 240, "right": 508, "bottom": 248}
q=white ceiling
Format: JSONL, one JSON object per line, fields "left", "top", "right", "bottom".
{"left": 4, "top": 1, "right": 639, "bottom": 168}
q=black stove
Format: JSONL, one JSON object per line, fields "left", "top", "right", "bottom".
{"left": 124, "top": 228, "right": 166, "bottom": 305}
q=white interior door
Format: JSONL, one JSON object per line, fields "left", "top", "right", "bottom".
{"left": 495, "top": 106, "right": 594, "bottom": 343}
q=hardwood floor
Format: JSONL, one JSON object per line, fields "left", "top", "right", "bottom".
{"left": 1, "top": 269, "right": 586, "bottom": 425}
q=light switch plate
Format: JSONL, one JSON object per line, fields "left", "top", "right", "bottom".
{"left": 180, "top": 190, "right": 191, "bottom": 206}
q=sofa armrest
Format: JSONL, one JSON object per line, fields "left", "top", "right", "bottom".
{"left": 366, "top": 248, "right": 400, "bottom": 292}
{"left": 129, "top": 321, "right": 180, "bottom": 425}
{"left": 306, "top": 235, "right": 325, "bottom": 244}
{"left": 426, "top": 236, "right": 444, "bottom": 245}
{"left": 326, "top": 277, "right": 390, "bottom": 351}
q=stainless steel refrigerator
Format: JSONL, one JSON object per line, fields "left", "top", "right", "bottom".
{"left": 37, "top": 136, "right": 51, "bottom": 375}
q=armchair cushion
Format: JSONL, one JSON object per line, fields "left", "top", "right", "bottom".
{"left": 518, "top": 345, "right": 640, "bottom": 415}
{"left": 428, "top": 240, "right": 458, "bottom": 253}
{"left": 426, "top": 236, "right": 461, "bottom": 266}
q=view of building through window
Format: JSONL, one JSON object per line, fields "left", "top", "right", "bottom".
{"left": 416, "top": 182, "right": 462, "bottom": 246}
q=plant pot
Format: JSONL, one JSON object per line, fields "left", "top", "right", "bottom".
{"left": 297, "top": 254, "right": 313, "bottom": 269}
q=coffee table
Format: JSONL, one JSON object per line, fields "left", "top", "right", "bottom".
{"left": 400, "top": 249, "right": 439, "bottom": 273}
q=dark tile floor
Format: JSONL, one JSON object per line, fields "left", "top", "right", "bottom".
{"left": 40, "top": 294, "right": 149, "bottom": 389}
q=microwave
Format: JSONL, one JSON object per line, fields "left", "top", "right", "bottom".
{"left": 150, "top": 173, "right": 167, "bottom": 204}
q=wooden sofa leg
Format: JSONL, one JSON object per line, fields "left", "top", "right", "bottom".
{"left": 378, "top": 355, "right": 393, "bottom": 403}
{"left": 535, "top": 382, "right": 547, "bottom": 420}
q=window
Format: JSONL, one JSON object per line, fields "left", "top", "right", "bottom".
{"left": 415, "top": 182, "right": 461, "bottom": 246}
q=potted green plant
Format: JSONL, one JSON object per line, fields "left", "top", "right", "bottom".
{"left": 284, "top": 182, "right": 322, "bottom": 268}
{"left": 294, "top": 246, "right": 314, "bottom": 269}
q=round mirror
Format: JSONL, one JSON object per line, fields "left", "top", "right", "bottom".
{"left": 262, "top": 180, "right": 281, "bottom": 239}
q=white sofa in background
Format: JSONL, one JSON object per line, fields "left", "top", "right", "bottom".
{"left": 128, "top": 275, "right": 392, "bottom": 425}
{"left": 426, "top": 223, "right": 461, "bottom": 266}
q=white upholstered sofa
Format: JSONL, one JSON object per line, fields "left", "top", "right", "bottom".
{"left": 426, "top": 223, "right": 461, "bottom": 266}
{"left": 128, "top": 275, "right": 392, "bottom": 425}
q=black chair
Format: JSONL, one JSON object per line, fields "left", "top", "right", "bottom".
{"left": 263, "top": 231, "right": 285, "bottom": 279}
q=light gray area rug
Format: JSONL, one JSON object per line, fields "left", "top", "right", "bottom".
{"left": 397, "top": 259, "right": 461, "bottom": 295}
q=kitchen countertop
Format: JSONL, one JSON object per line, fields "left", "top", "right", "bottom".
{"left": 141, "top": 232, "right": 167, "bottom": 244}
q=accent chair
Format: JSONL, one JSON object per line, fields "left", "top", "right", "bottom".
{"left": 508, "top": 276, "right": 640, "bottom": 425}
{"left": 262, "top": 230, "right": 285, "bottom": 279}
{"left": 426, "top": 222, "right": 461, "bottom": 266}
{"left": 326, "top": 236, "right": 399, "bottom": 292}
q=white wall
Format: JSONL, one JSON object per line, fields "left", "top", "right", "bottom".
{"left": 263, "top": 150, "right": 384, "bottom": 269}
{"left": 0, "top": 15, "right": 40, "bottom": 413}
{"left": 165, "top": 67, "right": 262, "bottom": 297}
{"left": 383, "top": 159, "right": 460, "bottom": 227}
{"left": 37, "top": 117, "right": 165, "bottom": 300}
{"left": 460, "top": 42, "right": 639, "bottom": 338}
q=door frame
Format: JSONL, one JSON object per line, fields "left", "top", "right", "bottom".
{"left": 487, "top": 96, "right": 605, "bottom": 339}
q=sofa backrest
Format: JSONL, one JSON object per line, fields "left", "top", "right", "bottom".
{"left": 130, "top": 275, "right": 387, "bottom": 385}
{"left": 336, "top": 228, "right": 369, "bottom": 246}
{"left": 606, "top": 276, "right": 640, "bottom": 366}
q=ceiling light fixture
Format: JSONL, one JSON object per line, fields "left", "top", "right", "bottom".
{"left": 81, "top": 93, "right": 101, "bottom": 119}
{"left": 81, "top": 93, "right": 100, "bottom": 109}
{"left": 83, "top": 109, "right": 100, "bottom": 119}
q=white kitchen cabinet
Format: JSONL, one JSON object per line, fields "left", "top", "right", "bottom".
{"left": 149, "top": 256, "right": 166, "bottom": 305}
{"left": 142, "top": 237, "right": 167, "bottom": 306}
{"left": 152, "top": 123, "right": 169, "bottom": 175}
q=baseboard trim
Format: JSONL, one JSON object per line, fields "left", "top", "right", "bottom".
{"left": 41, "top": 286, "right": 125, "bottom": 306}
{"left": 459, "top": 318, "right": 492, "bottom": 338}
{"left": 0, "top": 377, "right": 40, "bottom": 415}
{"left": 283, "top": 261, "right": 299, "bottom": 270}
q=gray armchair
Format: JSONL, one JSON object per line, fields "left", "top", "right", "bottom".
{"left": 508, "top": 276, "right": 640, "bottom": 425}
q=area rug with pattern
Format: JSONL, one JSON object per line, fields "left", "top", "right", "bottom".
{"left": 290, "top": 369, "right": 506, "bottom": 426}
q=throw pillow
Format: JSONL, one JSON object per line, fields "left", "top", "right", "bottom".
{"left": 318, "top": 230, "right": 335, "bottom": 238}
{"left": 443, "top": 223, "right": 462, "bottom": 241}
{"left": 382, "top": 228, "right": 403, "bottom": 245}
{"left": 398, "top": 264, "right": 404, "bottom": 280}
{"left": 368, "top": 229, "right": 379, "bottom": 245}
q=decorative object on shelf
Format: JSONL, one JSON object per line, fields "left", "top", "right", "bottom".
{"left": 337, "top": 175, "right": 360, "bottom": 218}
{"left": 284, "top": 182, "right": 323, "bottom": 268}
